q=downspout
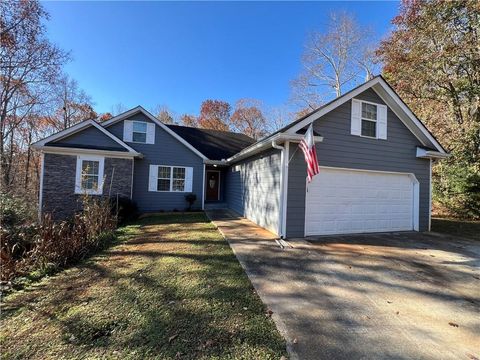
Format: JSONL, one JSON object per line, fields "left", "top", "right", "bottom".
{"left": 272, "top": 140, "right": 285, "bottom": 238}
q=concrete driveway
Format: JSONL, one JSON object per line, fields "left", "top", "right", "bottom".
{"left": 207, "top": 210, "right": 480, "bottom": 360}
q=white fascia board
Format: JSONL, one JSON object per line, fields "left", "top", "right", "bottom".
{"left": 226, "top": 133, "right": 323, "bottom": 164}
{"left": 34, "top": 145, "right": 140, "bottom": 159}
{"left": 32, "top": 120, "right": 93, "bottom": 147}
{"left": 373, "top": 80, "right": 447, "bottom": 154}
{"left": 31, "top": 119, "right": 140, "bottom": 155}
{"left": 102, "top": 106, "right": 208, "bottom": 160}
{"left": 287, "top": 77, "right": 383, "bottom": 135}
{"left": 286, "top": 76, "right": 446, "bottom": 155}
{"left": 416, "top": 147, "right": 450, "bottom": 159}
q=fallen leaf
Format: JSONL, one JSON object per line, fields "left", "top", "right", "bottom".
{"left": 448, "top": 322, "right": 459, "bottom": 328}
{"left": 168, "top": 334, "right": 178, "bottom": 343}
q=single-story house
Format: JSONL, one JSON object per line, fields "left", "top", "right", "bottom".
{"left": 32, "top": 76, "right": 448, "bottom": 237}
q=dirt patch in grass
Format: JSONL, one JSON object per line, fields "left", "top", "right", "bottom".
{"left": 1, "top": 213, "right": 287, "bottom": 359}
{"left": 431, "top": 217, "right": 480, "bottom": 241}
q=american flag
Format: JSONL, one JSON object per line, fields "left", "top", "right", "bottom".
{"left": 299, "top": 124, "right": 320, "bottom": 182}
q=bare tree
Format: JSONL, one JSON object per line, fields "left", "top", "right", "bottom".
{"left": 110, "top": 103, "right": 127, "bottom": 116}
{"left": 53, "top": 74, "right": 95, "bottom": 129}
{"left": 0, "top": 0, "right": 69, "bottom": 188}
{"left": 151, "top": 104, "right": 176, "bottom": 124}
{"left": 291, "top": 11, "right": 379, "bottom": 109}
{"left": 264, "top": 105, "right": 296, "bottom": 133}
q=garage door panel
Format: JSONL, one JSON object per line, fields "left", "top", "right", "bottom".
{"left": 305, "top": 168, "right": 414, "bottom": 236}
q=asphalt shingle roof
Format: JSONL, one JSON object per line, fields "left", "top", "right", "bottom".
{"left": 166, "top": 124, "right": 256, "bottom": 160}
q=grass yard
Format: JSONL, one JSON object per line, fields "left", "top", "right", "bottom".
{"left": 0, "top": 213, "right": 287, "bottom": 360}
{"left": 431, "top": 217, "right": 480, "bottom": 241}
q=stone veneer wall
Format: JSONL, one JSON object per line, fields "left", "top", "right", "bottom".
{"left": 42, "top": 153, "right": 133, "bottom": 220}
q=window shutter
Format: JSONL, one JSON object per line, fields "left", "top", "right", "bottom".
{"left": 148, "top": 165, "right": 158, "bottom": 191}
{"left": 185, "top": 167, "right": 193, "bottom": 192}
{"left": 377, "top": 104, "right": 388, "bottom": 139}
{"left": 146, "top": 123, "right": 155, "bottom": 144}
{"left": 351, "top": 99, "right": 361, "bottom": 136}
{"left": 123, "top": 120, "right": 133, "bottom": 142}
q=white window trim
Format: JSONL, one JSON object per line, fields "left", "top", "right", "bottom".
{"left": 153, "top": 165, "right": 188, "bottom": 193}
{"left": 75, "top": 155, "right": 105, "bottom": 195}
{"left": 131, "top": 121, "right": 148, "bottom": 144}
{"left": 359, "top": 100, "right": 379, "bottom": 139}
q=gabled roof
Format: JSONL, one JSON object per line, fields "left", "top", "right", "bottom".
{"left": 101, "top": 106, "right": 208, "bottom": 160}
{"left": 32, "top": 119, "right": 141, "bottom": 156}
{"left": 285, "top": 75, "right": 446, "bottom": 153}
{"left": 166, "top": 124, "right": 255, "bottom": 161}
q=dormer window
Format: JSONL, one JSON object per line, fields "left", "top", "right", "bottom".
{"left": 132, "top": 121, "right": 147, "bottom": 143}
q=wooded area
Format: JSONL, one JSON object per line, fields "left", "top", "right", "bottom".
{"left": 1, "top": 0, "right": 478, "bottom": 218}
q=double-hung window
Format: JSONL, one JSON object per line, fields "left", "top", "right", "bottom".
{"left": 132, "top": 121, "right": 147, "bottom": 143}
{"left": 149, "top": 165, "right": 192, "bottom": 192}
{"left": 351, "top": 99, "right": 387, "bottom": 139}
{"left": 75, "top": 155, "right": 104, "bottom": 195}
{"left": 361, "top": 102, "right": 377, "bottom": 138}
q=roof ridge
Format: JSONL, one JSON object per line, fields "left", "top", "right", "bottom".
{"left": 166, "top": 123, "right": 252, "bottom": 137}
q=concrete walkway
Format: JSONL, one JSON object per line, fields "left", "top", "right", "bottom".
{"left": 206, "top": 209, "right": 480, "bottom": 360}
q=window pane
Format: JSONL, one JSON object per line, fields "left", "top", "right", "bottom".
{"left": 81, "top": 175, "right": 98, "bottom": 190}
{"left": 362, "top": 103, "right": 377, "bottom": 120}
{"left": 173, "top": 167, "right": 185, "bottom": 179}
{"left": 82, "top": 160, "right": 99, "bottom": 175}
{"left": 361, "top": 120, "right": 376, "bottom": 137}
{"left": 158, "top": 166, "right": 171, "bottom": 179}
{"left": 157, "top": 179, "right": 170, "bottom": 191}
{"left": 132, "top": 132, "right": 147, "bottom": 143}
{"left": 172, "top": 179, "right": 185, "bottom": 192}
{"left": 133, "top": 122, "right": 147, "bottom": 133}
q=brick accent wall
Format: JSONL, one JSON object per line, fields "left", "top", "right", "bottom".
{"left": 42, "top": 153, "right": 133, "bottom": 220}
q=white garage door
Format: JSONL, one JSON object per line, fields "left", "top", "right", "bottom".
{"left": 305, "top": 167, "right": 416, "bottom": 236}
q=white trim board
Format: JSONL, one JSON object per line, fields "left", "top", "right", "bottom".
{"left": 102, "top": 106, "right": 208, "bottom": 160}
{"left": 33, "top": 146, "right": 138, "bottom": 159}
{"left": 287, "top": 76, "right": 446, "bottom": 154}
{"left": 31, "top": 119, "right": 140, "bottom": 155}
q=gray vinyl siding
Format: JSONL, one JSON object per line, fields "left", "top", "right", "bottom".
{"left": 42, "top": 153, "right": 132, "bottom": 220}
{"left": 48, "top": 126, "right": 126, "bottom": 151}
{"left": 286, "top": 88, "right": 431, "bottom": 237}
{"left": 225, "top": 148, "right": 281, "bottom": 234}
{"left": 107, "top": 113, "right": 204, "bottom": 212}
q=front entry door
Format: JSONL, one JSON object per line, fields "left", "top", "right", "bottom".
{"left": 206, "top": 171, "right": 220, "bottom": 201}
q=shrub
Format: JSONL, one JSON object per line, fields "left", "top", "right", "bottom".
{"left": 0, "top": 193, "right": 36, "bottom": 229}
{"left": 1, "top": 195, "right": 117, "bottom": 284}
{"left": 185, "top": 193, "right": 197, "bottom": 211}
{"left": 110, "top": 196, "right": 138, "bottom": 224}
{"left": 434, "top": 155, "right": 480, "bottom": 219}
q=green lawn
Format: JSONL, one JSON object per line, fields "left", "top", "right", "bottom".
{"left": 0, "top": 213, "right": 287, "bottom": 359}
{"left": 431, "top": 217, "right": 480, "bottom": 241}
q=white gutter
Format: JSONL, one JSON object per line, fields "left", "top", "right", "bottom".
{"left": 272, "top": 140, "right": 286, "bottom": 238}
{"left": 33, "top": 145, "right": 142, "bottom": 158}
{"left": 416, "top": 147, "right": 450, "bottom": 159}
{"left": 227, "top": 133, "right": 323, "bottom": 164}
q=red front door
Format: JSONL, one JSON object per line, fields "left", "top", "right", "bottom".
{"left": 206, "top": 171, "right": 220, "bottom": 201}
